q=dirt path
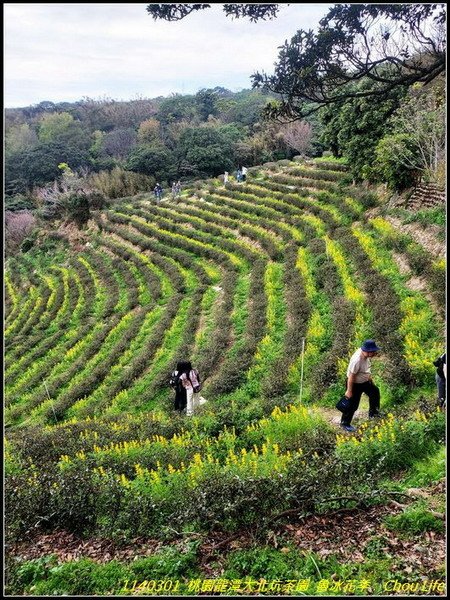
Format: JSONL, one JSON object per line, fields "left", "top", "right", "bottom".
{"left": 315, "top": 404, "right": 370, "bottom": 428}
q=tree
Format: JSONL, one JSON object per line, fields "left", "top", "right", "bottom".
{"left": 5, "top": 211, "right": 37, "bottom": 254}
{"left": 220, "top": 90, "right": 269, "bottom": 129}
{"left": 146, "top": 4, "right": 281, "bottom": 22}
{"left": 147, "top": 4, "right": 446, "bottom": 120}
{"left": 257, "top": 4, "right": 446, "bottom": 119}
{"left": 373, "top": 79, "right": 445, "bottom": 190}
{"left": 157, "top": 94, "right": 197, "bottom": 126}
{"left": 178, "top": 124, "right": 242, "bottom": 176}
{"left": 137, "top": 118, "right": 162, "bottom": 144}
{"left": 280, "top": 120, "right": 313, "bottom": 157}
{"left": 195, "top": 88, "right": 219, "bottom": 121}
{"left": 37, "top": 112, "right": 80, "bottom": 143}
{"left": 102, "top": 127, "right": 137, "bottom": 161}
{"left": 126, "top": 144, "right": 177, "bottom": 183}
{"left": 319, "top": 76, "right": 408, "bottom": 181}
{"left": 384, "top": 82, "right": 445, "bottom": 184}
{"left": 235, "top": 120, "right": 289, "bottom": 165}
{"left": 5, "top": 123, "right": 38, "bottom": 158}
{"left": 5, "top": 141, "right": 90, "bottom": 195}
{"left": 374, "top": 134, "right": 419, "bottom": 191}
{"left": 36, "top": 112, "right": 90, "bottom": 159}
{"left": 72, "top": 96, "right": 157, "bottom": 131}
{"left": 34, "top": 164, "right": 100, "bottom": 228}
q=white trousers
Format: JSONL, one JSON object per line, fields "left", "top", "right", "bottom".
{"left": 186, "top": 388, "right": 200, "bottom": 416}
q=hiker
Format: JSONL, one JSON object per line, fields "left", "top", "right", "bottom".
{"left": 178, "top": 360, "right": 203, "bottom": 417}
{"left": 176, "top": 180, "right": 182, "bottom": 197}
{"left": 235, "top": 168, "right": 242, "bottom": 183}
{"left": 340, "top": 339, "right": 382, "bottom": 432}
{"left": 223, "top": 171, "right": 229, "bottom": 185}
{"left": 434, "top": 352, "right": 446, "bottom": 407}
{"left": 241, "top": 165, "right": 248, "bottom": 182}
{"left": 154, "top": 183, "right": 163, "bottom": 203}
{"left": 171, "top": 182, "right": 177, "bottom": 200}
{"left": 170, "top": 361, "right": 187, "bottom": 413}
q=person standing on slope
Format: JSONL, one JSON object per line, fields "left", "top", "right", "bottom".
{"left": 154, "top": 182, "right": 163, "bottom": 203}
{"left": 170, "top": 361, "right": 187, "bottom": 413}
{"left": 434, "top": 352, "right": 446, "bottom": 408}
{"left": 179, "top": 361, "right": 202, "bottom": 417}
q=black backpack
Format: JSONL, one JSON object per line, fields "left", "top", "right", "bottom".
{"left": 169, "top": 370, "right": 182, "bottom": 392}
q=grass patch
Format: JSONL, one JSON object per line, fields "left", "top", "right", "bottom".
{"left": 403, "top": 206, "right": 445, "bottom": 227}
{"left": 8, "top": 543, "right": 201, "bottom": 596}
{"left": 384, "top": 504, "right": 445, "bottom": 535}
{"left": 404, "top": 444, "right": 446, "bottom": 487}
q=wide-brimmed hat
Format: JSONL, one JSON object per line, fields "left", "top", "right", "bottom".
{"left": 361, "top": 339, "right": 381, "bottom": 352}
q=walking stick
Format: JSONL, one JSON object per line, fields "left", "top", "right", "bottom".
{"left": 299, "top": 337, "right": 306, "bottom": 405}
{"left": 43, "top": 378, "right": 58, "bottom": 422}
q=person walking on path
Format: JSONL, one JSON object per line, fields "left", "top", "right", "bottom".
{"left": 434, "top": 352, "right": 446, "bottom": 407}
{"left": 179, "top": 361, "right": 202, "bottom": 417}
{"left": 154, "top": 183, "right": 163, "bottom": 203}
{"left": 171, "top": 182, "right": 178, "bottom": 200}
{"left": 223, "top": 171, "right": 229, "bottom": 185}
{"left": 175, "top": 180, "right": 182, "bottom": 198}
{"left": 235, "top": 168, "right": 242, "bottom": 183}
{"left": 241, "top": 165, "right": 248, "bottom": 182}
{"left": 340, "top": 339, "right": 382, "bottom": 432}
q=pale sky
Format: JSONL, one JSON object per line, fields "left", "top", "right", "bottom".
{"left": 4, "top": 3, "right": 331, "bottom": 108}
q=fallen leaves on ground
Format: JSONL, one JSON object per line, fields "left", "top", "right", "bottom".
{"left": 8, "top": 482, "right": 446, "bottom": 589}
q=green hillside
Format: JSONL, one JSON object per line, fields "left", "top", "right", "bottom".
{"left": 5, "top": 158, "right": 446, "bottom": 595}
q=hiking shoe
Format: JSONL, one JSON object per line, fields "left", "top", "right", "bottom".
{"left": 340, "top": 424, "right": 356, "bottom": 432}
{"left": 369, "top": 412, "right": 383, "bottom": 419}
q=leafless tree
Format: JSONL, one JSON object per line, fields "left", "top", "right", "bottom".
{"left": 5, "top": 211, "right": 36, "bottom": 253}
{"left": 102, "top": 128, "right": 137, "bottom": 160}
{"left": 280, "top": 120, "right": 313, "bottom": 157}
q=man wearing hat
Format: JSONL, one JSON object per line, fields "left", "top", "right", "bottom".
{"left": 340, "top": 340, "right": 382, "bottom": 432}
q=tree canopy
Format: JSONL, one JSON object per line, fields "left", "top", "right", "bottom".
{"left": 147, "top": 3, "right": 446, "bottom": 119}
{"left": 146, "top": 3, "right": 281, "bottom": 22}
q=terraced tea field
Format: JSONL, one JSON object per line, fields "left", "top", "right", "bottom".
{"left": 5, "top": 159, "right": 446, "bottom": 595}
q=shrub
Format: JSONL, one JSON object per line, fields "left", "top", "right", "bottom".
{"left": 61, "top": 192, "right": 91, "bottom": 228}
{"left": 5, "top": 194, "right": 35, "bottom": 212}
{"left": 384, "top": 505, "right": 445, "bottom": 534}
{"left": 130, "top": 543, "right": 200, "bottom": 580}
{"left": 88, "top": 167, "right": 155, "bottom": 199}
{"left": 403, "top": 206, "right": 445, "bottom": 227}
{"left": 12, "top": 555, "right": 58, "bottom": 589}
{"left": 223, "top": 545, "right": 303, "bottom": 580}
{"left": 5, "top": 467, "right": 55, "bottom": 542}
{"left": 188, "top": 472, "right": 286, "bottom": 532}
{"left": 405, "top": 243, "right": 430, "bottom": 273}
{"left": 31, "top": 558, "right": 131, "bottom": 596}
{"left": 335, "top": 410, "right": 444, "bottom": 476}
